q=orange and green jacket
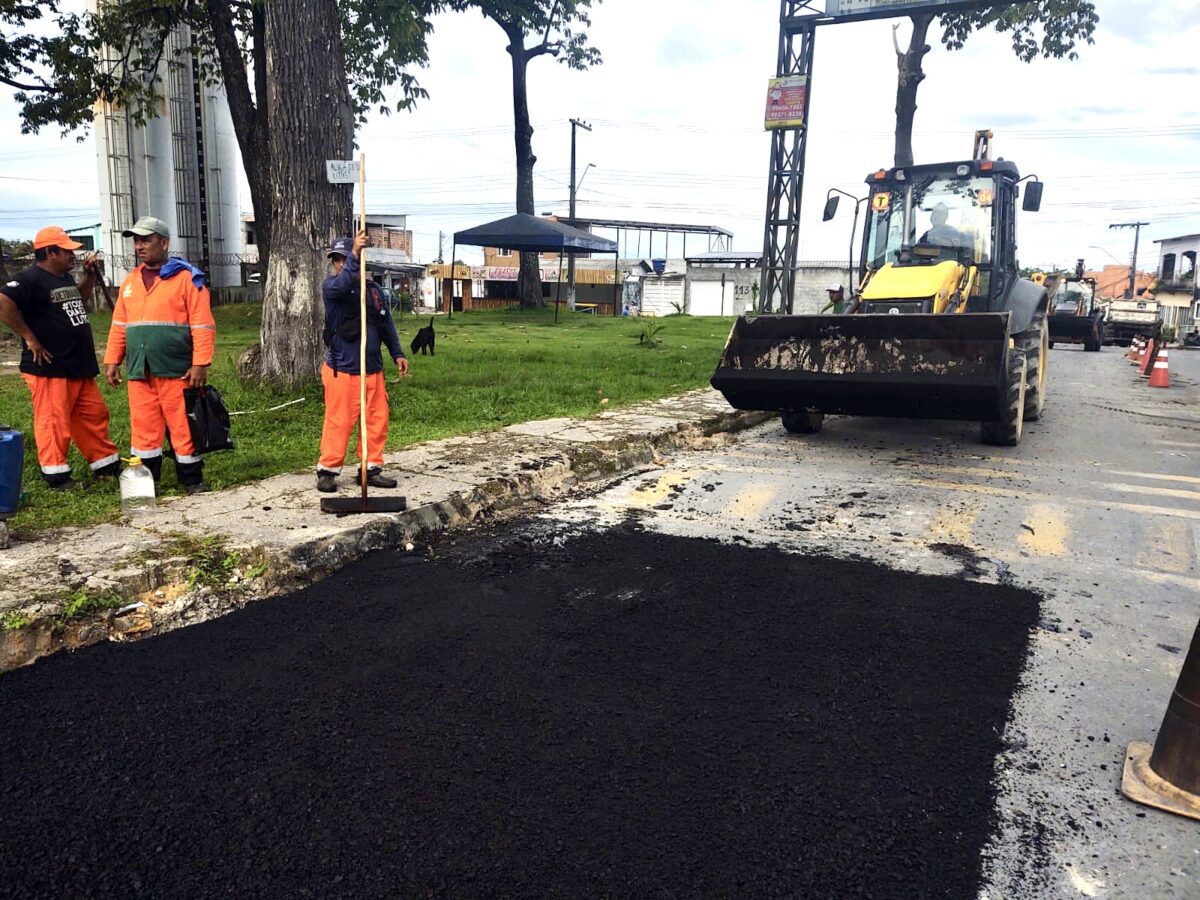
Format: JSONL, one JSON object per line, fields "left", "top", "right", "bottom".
{"left": 104, "top": 260, "right": 216, "bottom": 380}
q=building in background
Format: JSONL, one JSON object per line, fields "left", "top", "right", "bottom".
{"left": 92, "top": 11, "right": 242, "bottom": 288}
{"left": 1154, "top": 233, "right": 1200, "bottom": 336}
{"left": 1085, "top": 265, "right": 1156, "bottom": 301}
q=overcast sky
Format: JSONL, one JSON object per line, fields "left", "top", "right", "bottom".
{"left": 2, "top": 0, "right": 1198, "bottom": 272}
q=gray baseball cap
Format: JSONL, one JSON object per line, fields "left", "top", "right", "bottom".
{"left": 122, "top": 216, "right": 170, "bottom": 238}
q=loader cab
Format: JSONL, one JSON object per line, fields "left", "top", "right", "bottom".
{"left": 860, "top": 160, "right": 1025, "bottom": 312}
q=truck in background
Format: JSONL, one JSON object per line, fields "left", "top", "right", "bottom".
{"left": 1103, "top": 298, "right": 1160, "bottom": 346}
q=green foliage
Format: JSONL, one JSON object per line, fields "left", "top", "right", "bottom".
{"left": 938, "top": 2, "right": 1099, "bottom": 62}
{"left": 638, "top": 321, "right": 666, "bottom": 348}
{"left": 468, "top": 0, "right": 602, "bottom": 69}
{"left": 2, "top": 611, "right": 32, "bottom": 633}
{"left": 3, "top": 0, "right": 447, "bottom": 135}
{"left": 56, "top": 587, "right": 125, "bottom": 626}
{"left": 0, "top": 303, "right": 730, "bottom": 532}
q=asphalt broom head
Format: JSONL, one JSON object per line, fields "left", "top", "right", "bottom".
{"left": 320, "top": 496, "right": 407, "bottom": 515}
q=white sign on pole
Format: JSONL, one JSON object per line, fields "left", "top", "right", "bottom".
{"left": 825, "top": 0, "right": 1001, "bottom": 19}
{"left": 325, "top": 159, "right": 360, "bottom": 184}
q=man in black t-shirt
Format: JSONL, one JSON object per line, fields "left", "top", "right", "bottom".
{"left": 0, "top": 226, "right": 119, "bottom": 490}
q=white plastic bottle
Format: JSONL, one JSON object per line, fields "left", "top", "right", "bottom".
{"left": 119, "top": 457, "right": 156, "bottom": 515}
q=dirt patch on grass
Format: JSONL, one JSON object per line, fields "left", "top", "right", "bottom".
{"left": 0, "top": 523, "right": 1039, "bottom": 898}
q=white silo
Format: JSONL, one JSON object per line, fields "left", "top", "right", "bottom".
{"left": 92, "top": 9, "right": 244, "bottom": 291}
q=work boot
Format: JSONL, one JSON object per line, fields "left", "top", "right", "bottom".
{"left": 357, "top": 467, "right": 397, "bottom": 489}
{"left": 316, "top": 472, "right": 338, "bottom": 493}
{"left": 93, "top": 460, "right": 121, "bottom": 479}
{"left": 45, "top": 476, "right": 78, "bottom": 492}
{"left": 184, "top": 482, "right": 210, "bottom": 496}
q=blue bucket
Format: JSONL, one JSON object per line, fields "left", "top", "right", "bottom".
{"left": 651, "top": 258, "right": 666, "bottom": 275}
{"left": 0, "top": 425, "right": 24, "bottom": 519}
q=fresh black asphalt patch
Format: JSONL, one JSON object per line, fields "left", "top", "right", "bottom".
{"left": 0, "top": 525, "right": 1040, "bottom": 899}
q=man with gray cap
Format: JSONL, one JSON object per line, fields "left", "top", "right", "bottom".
{"left": 104, "top": 216, "right": 216, "bottom": 494}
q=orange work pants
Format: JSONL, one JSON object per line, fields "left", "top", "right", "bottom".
{"left": 21, "top": 375, "right": 120, "bottom": 477}
{"left": 127, "top": 376, "right": 200, "bottom": 464}
{"left": 318, "top": 364, "right": 388, "bottom": 473}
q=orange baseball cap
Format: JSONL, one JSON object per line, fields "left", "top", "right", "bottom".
{"left": 33, "top": 226, "right": 83, "bottom": 251}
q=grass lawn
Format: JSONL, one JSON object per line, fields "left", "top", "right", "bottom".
{"left": 0, "top": 304, "right": 732, "bottom": 534}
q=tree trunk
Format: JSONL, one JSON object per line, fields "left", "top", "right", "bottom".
{"left": 206, "top": 0, "right": 272, "bottom": 273}
{"left": 507, "top": 31, "right": 544, "bottom": 308}
{"left": 894, "top": 14, "right": 933, "bottom": 168}
{"left": 259, "top": 0, "right": 355, "bottom": 386}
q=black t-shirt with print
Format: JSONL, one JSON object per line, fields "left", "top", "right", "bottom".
{"left": 0, "top": 265, "right": 99, "bottom": 378}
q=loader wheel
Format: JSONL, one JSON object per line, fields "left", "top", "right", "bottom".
{"left": 1022, "top": 316, "right": 1048, "bottom": 422}
{"left": 1084, "top": 338, "right": 1101, "bottom": 352}
{"left": 980, "top": 352, "right": 1027, "bottom": 447}
{"left": 781, "top": 410, "right": 824, "bottom": 434}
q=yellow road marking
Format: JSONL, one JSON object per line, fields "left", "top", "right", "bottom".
{"left": 625, "top": 471, "right": 693, "bottom": 508}
{"left": 1019, "top": 504, "right": 1070, "bottom": 557}
{"left": 1135, "top": 520, "right": 1195, "bottom": 574}
{"left": 722, "top": 484, "right": 778, "bottom": 522}
{"left": 927, "top": 503, "right": 980, "bottom": 546}
{"left": 1106, "top": 470, "right": 1200, "bottom": 487}
{"left": 903, "top": 478, "right": 1200, "bottom": 521}
{"left": 1104, "top": 482, "right": 1200, "bottom": 503}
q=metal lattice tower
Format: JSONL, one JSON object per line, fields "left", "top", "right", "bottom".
{"left": 760, "top": 3, "right": 819, "bottom": 314}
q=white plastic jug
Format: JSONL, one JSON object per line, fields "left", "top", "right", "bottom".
{"left": 119, "top": 457, "right": 156, "bottom": 515}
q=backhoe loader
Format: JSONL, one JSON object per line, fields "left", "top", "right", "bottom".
{"left": 712, "top": 136, "right": 1049, "bottom": 446}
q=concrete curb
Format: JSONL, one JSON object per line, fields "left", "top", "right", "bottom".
{"left": 0, "top": 390, "right": 772, "bottom": 671}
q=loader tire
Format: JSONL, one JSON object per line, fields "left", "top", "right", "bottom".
{"left": 1084, "top": 338, "right": 1101, "bottom": 352}
{"left": 1022, "top": 316, "right": 1048, "bottom": 422}
{"left": 781, "top": 410, "right": 824, "bottom": 434}
{"left": 980, "top": 352, "right": 1027, "bottom": 447}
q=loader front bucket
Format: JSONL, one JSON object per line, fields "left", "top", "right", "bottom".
{"left": 711, "top": 313, "right": 1012, "bottom": 423}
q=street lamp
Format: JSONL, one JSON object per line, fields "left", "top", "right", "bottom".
{"left": 568, "top": 118, "right": 593, "bottom": 310}
{"left": 576, "top": 163, "right": 596, "bottom": 194}
{"left": 823, "top": 188, "right": 869, "bottom": 297}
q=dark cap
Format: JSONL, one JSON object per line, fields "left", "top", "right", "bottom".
{"left": 328, "top": 237, "right": 353, "bottom": 259}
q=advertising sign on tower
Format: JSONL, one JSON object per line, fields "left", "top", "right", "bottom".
{"left": 824, "top": 0, "right": 1001, "bottom": 20}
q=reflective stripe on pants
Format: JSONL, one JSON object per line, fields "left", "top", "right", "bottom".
{"left": 128, "top": 376, "right": 204, "bottom": 482}
{"left": 21, "top": 375, "right": 119, "bottom": 476}
{"left": 318, "top": 364, "right": 388, "bottom": 473}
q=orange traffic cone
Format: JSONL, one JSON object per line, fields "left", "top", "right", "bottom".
{"left": 1149, "top": 349, "right": 1171, "bottom": 388}
{"left": 1139, "top": 340, "right": 1156, "bottom": 377}
{"left": 1122, "top": 617, "right": 1200, "bottom": 821}
{"left": 1129, "top": 337, "right": 1144, "bottom": 365}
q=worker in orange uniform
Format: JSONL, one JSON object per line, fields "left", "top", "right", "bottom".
{"left": 0, "top": 226, "right": 120, "bottom": 490}
{"left": 316, "top": 231, "right": 409, "bottom": 493}
{"left": 103, "top": 216, "right": 216, "bottom": 494}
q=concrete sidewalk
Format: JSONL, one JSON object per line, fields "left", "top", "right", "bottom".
{"left": 0, "top": 389, "right": 771, "bottom": 670}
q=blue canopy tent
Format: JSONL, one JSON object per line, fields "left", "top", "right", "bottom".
{"left": 452, "top": 213, "right": 620, "bottom": 319}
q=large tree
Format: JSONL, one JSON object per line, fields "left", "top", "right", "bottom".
{"left": 469, "top": 1, "right": 601, "bottom": 307}
{"left": 3, "top": 0, "right": 441, "bottom": 386}
{"left": 892, "top": 2, "right": 1098, "bottom": 166}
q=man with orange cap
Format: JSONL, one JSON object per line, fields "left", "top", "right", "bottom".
{"left": 0, "top": 226, "right": 120, "bottom": 490}
{"left": 104, "top": 216, "right": 216, "bottom": 494}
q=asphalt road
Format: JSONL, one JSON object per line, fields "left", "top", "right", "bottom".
{"left": 1, "top": 343, "right": 1197, "bottom": 898}
{"left": 551, "top": 343, "right": 1200, "bottom": 898}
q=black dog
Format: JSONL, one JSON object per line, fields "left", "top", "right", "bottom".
{"left": 411, "top": 317, "right": 436, "bottom": 356}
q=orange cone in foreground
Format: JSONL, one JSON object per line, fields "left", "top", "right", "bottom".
{"left": 1139, "top": 340, "right": 1156, "bottom": 377}
{"left": 1123, "top": 618, "right": 1200, "bottom": 821}
{"left": 1149, "top": 349, "right": 1171, "bottom": 388}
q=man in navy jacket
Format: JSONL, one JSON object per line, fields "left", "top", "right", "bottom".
{"left": 316, "top": 231, "right": 409, "bottom": 493}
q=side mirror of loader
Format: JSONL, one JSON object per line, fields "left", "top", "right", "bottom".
{"left": 822, "top": 195, "right": 840, "bottom": 221}
{"left": 1022, "top": 181, "right": 1044, "bottom": 213}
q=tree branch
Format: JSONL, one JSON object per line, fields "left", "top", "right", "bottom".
{"left": 0, "top": 74, "right": 53, "bottom": 92}
{"left": 542, "top": 0, "right": 562, "bottom": 46}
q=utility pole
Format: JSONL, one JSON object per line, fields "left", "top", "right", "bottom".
{"left": 437, "top": 230, "right": 444, "bottom": 265}
{"left": 1109, "top": 221, "right": 1150, "bottom": 299}
{"left": 568, "top": 117, "right": 592, "bottom": 310}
